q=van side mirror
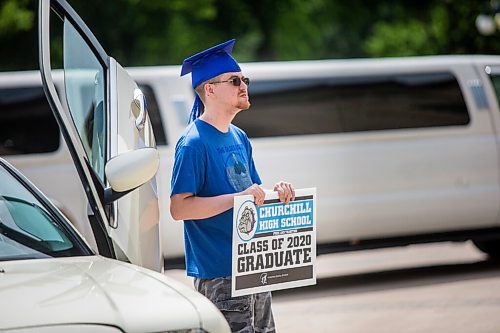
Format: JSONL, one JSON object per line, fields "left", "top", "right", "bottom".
{"left": 104, "top": 147, "right": 159, "bottom": 204}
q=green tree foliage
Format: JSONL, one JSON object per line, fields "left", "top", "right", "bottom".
{"left": 0, "top": 0, "right": 37, "bottom": 71}
{"left": 0, "top": 0, "right": 33, "bottom": 35}
{"left": 364, "top": 1, "right": 500, "bottom": 56}
{"left": 0, "top": 0, "right": 499, "bottom": 71}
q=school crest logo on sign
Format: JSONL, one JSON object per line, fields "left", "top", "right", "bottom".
{"left": 236, "top": 201, "right": 258, "bottom": 241}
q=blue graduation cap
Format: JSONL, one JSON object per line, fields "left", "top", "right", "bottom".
{"left": 181, "top": 39, "right": 241, "bottom": 123}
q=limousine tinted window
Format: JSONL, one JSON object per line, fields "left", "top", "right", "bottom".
{"left": 235, "top": 72, "right": 469, "bottom": 137}
{"left": 0, "top": 87, "right": 59, "bottom": 155}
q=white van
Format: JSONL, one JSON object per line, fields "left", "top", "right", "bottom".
{"left": 3, "top": 55, "right": 500, "bottom": 266}
{"left": 0, "top": 0, "right": 231, "bottom": 331}
{"left": 0, "top": 157, "right": 229, "bottom": 333}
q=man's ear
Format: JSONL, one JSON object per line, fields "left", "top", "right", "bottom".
{"left": 204, "top": 83, "right": 214, "bottom": 96}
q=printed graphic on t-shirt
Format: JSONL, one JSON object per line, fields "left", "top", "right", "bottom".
{"left": 226, "top": 152, "right": 252, "bottom": 192}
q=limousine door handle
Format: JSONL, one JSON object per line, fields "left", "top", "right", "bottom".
{"left": 132, "top": 88, "right": 147, "bottom": 130}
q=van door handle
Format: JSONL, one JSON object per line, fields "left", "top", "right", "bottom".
{"left": 132, "top": 88, "right": 147, "bottom": 130}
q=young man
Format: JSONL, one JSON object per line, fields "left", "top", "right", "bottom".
{"left": 170, "top": 39, "right": 295, "bottom": 333}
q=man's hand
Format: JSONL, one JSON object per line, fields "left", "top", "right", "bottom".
{"left": 241, "top": 184, "right": 266, "bottom": 206}
{"left": 274, "top": 181, "right": 295, "bottom": 204}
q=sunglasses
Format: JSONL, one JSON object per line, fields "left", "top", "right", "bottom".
{"left": 209, "top": 76, "right": 250, "bottom": 87}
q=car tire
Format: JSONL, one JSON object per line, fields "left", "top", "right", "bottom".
{"left": 473, "top": 239, "right": 500, "bottom": 261}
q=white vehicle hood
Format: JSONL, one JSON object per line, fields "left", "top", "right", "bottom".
{"left": 0, "top": 256, "right": 225, "bottom": 332}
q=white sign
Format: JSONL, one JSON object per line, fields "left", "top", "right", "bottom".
{"left": 232, "top": 188, "right": 316, "bottom": 297}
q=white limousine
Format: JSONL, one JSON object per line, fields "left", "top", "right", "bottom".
{"left": 2, "top": 55, "right": 500, "bottom": 266}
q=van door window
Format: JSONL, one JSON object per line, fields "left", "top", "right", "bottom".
{"left": 234, "top": 72, "right": 469, "bottom": 137}
{"left": 63, "top": 19, "right": 106, "bottom": 182}
{"left": 0, "top": 87, "right": 59, "bottom": 155}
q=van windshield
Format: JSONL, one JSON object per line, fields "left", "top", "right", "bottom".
{"left": 0, "top": 165, "right": 87, "bottom": 261}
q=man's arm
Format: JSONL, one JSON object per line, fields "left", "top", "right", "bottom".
{"left": 170, "top": 181, "right": 295, "bottom": 221}
{"left": 170, "top": 184, "right": 266, "bottom": 221}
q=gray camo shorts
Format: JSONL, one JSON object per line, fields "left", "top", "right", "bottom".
{"left": 194, "top": 276, "right": 276, "bottom": 333}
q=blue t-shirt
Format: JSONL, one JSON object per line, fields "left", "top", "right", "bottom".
{"left": 170, "top": 119, "right": 261, "bottom": 278}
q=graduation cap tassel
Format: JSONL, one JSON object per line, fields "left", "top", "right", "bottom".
{"left": 189, "top": 94, "right": 202, "bottom": 123}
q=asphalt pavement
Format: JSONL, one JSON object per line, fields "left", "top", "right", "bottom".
{"left": 165, "top": 241, "right": 500, "bottom": 333}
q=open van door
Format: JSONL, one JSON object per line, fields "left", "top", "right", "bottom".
{"left": 39, "top": 0, "right": 163, "bottom": 271}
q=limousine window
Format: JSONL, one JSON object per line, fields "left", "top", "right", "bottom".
{"left": 234, "top": 72, "right": 469, "bottom": 137}
{"left": 139, "top": 84, "right": 167, "bottom": 146}
{"left": 0, "top": 87, "right": 59, "bottom": 156}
